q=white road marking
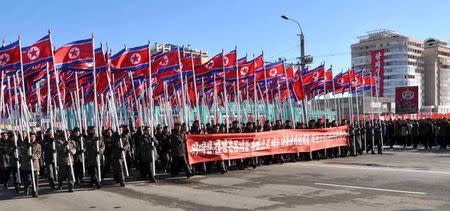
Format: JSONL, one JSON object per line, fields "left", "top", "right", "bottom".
{"left": 314, "top": 183, "right": 427, "bottom": 195}
{"left": 296, "top": 162, "right": 450, "bottom": 175}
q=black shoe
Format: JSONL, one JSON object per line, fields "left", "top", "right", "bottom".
{"left": 69, "top": 188, "right": 74, "bottom": 192}
{"left": 50, "top": 183, "right": 56, "bottom": 190}
{"left": 94, "top": 181, "right": 101, "bottom": 189}
{"left": 32, "top": 191, "right": 38, "bottom": 198}
{"left": 57, "top": 185, "right": 63, "bottom": 190}
{"left": 4, "top": 183, "right": 8, "bottom": 189}
{"left": 24, "top": 188, "right": 30, "bottom": 196}
{"left": 149, "top": 178, "right": 157, "bottom": 183}
{"left": 14, "top": 185, "right": 20, "bottom": 193}
{"left": 120, "top": 182, "right": 126, "bottom": 187}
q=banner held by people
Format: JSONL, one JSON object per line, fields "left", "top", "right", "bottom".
{"left": 186, "top": 126, "right": 348, "bottom": 164}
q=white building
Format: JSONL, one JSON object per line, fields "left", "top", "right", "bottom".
{"left": 351, "top": 29, "right": 424, "bottom": 106}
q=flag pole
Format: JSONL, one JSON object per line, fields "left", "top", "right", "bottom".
{"left": 283, "top": 61, "right": 295, "bottom": 123}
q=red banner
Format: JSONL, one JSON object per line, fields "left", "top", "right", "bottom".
{"left": 371, "top": 49, "right": 385, "bottom": 97}
{"left": 395, "top": 86, "right": 418, "bottom": 114}
{"left": 186, "top": 126, "right": 349, "bottom": 164}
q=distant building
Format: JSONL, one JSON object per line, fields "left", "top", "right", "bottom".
{"left": 351, "top": 29, "right": 424, "bottom": 106}
{"left": 423, "top": 38, "right": 450, "bottom": 113}
{"left": 151, "top": 43, "right": 209, "bottom": 63}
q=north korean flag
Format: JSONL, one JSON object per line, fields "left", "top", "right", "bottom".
{"left": 153, "top": 49, "right": 181, "bottom": 81}
{"left": 0, "top": 40, "right": 21, "bottom": 71}
{"left": 54, "top": 38, "right": 93, "bottom": 69}
{"left": 349, "top": 69, "right": 363, "bottom": 90}
{"left": 181, "top": 56, "right": 194, "bottom": 77}
{"left": 256, "top": 61, "right": 284, "bottom": 82}
{"left": 223, "top": 50, "right": 237, "bottom": 72}
{"left": 194, "top": 53, "right": 223, "bottom": 78}
{"left": 111, "top": 45, "right": 149, "bottom": 72}
{"left": 226, "top": 58, "right": 255, "bottom": 81}
{"left": 237, "top": 56, "right": 247, "bottom": 65}
{"left": 68, "top": 47, "right": 107, "bottom": 72}
{"left": 276, "top": 65, "right": 295, "bottom": 90}
{"left": 363, "top": 74, "right": 376, "bottom": 90}
{"left": 325, "top": 67, "right": 333, "bottom": 92}
{"left": 22, "top": 35, "right": 53, "bottom": 70}
{"left": 301, "top": 64, "right": 325, "bottom": 94}
{"left": 333, "top": 71, "right": 350, "bottom": 94}
{"left": 290, "top": 69, "right": 305, "bottom": 102}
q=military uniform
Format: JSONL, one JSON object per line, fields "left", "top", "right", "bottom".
{"left": 438, "top": 120, "right": 449, "bottom": 149}
{"left": 374, "top": 122, "right": 383, "bottom": 154}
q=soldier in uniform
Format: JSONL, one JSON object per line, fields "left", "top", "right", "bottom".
{"left": 422, "top": 119, "right": 434, "bottom": 149}
{"left": 354, "top": 121, "right": 362, "bottom": 155}
{"left": 20, "top": 132, "right": 41, "bottom": 197}
{"left": 137, "top": 126, "right": 158, "bottom": 182}
{"left": 360, "top": 121, "right": 367, "bottom": 154}
{"left": 411, "top": 120, "right": 420, "bottom": 149}
{"left": 374, "top": 121, "right": 383, "bottom": 154}
{"left": 84, "top": 126, "right": 104, "bottom": 189}
{"left": 56, "top": 130, "right": 77, "bottom": 192}
{"left": 438, "top": 119, "right": 449, "bottom": 149}
{"left": 348, "top": 122, "right": 357, "bottom": 156}
{"left": 41, "top": 129, "right": 57, "bottom": 189}
{"left": 170, "top": 123, "right": 192, "bottom": 178}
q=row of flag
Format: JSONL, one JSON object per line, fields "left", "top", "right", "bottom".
{"left": 0, "top": 32, "right": 379, "bottom": 121}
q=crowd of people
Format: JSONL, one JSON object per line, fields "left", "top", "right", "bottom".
{"left": 1, "top": 117, "right": 448, "bottom": 198}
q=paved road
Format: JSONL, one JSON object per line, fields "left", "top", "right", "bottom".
{"left": 1, "top": 149, "right": 450, "bottom": 210}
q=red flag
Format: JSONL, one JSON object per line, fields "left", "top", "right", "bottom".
{"left": 0, "top": 40, "right": 21, "bottom": 72}
{"left": 111, "top": 45, "right": 149, "bottom": 71}
{"left": 54, "top": 38, "right": 93, "bottom": 68}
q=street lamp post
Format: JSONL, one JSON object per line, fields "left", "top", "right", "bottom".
{"left": 281, "top": 15, "right": 312, "bottom": 126}
{"left": 281, "top": 15, "right": 307, "bottom": 70}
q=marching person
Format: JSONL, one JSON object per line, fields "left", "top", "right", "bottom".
{"left": 41, "top": 129, "right": 57, "bottom": 189}
{"left": 0, "top": 132, "right": 12, "bottom": 189}
{"left": 70, "top": 128, "right": 85, "bottom": 185}
{"left": 157, "top": 126, "right": 171, "bottom": 173}
{"left": 0, "top": 132, "right": 20, "bottom": 193}
{"left": 110, "top": 128, "right": 129, "bottom": 187}
{"left": 56, "top": 130, "right": 77, "bottom": 192}
{"left": 170, "top": 123, "right": 192, "bottom": 178}
{"left": 20, "top": 132, "right": 41, "bottom": 197}
{"left": 137, "top": 126, "right": 158, "bottom": 182}
{"left": 84, "top": 126, "right": 104, "bottom": 189}
{"left": 374, "top": 121, "right": 383, "bottom": 154}
{"left": 102, "top": 129, "right": 113, "bottom": 179}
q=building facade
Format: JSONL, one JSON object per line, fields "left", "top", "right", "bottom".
{"left": 423, "top": 38, "right": 450, "bottom": 113}
{"left": 351, "top": 29, "right": 424, "bottom": 106}
{"left": 151, "top": 43, "right": 209, "bottom": 63}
